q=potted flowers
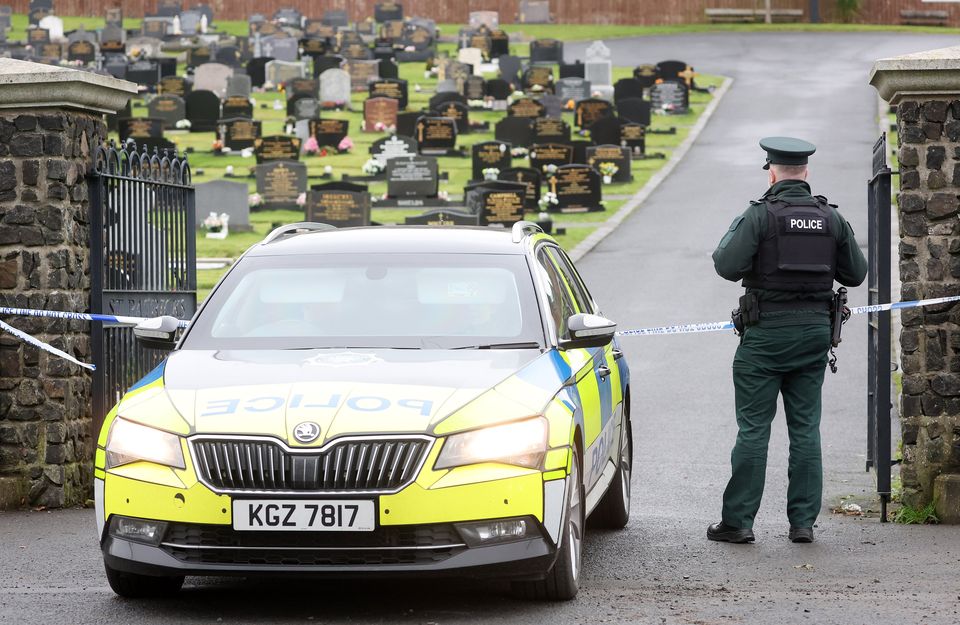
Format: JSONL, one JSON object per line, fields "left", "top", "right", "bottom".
{"left": 362, "top": 158, "right": 385, "bottom": 176}
{"left": 538, "top": 192, "right": 559, "bottom": 211}
{"left": 202, "top": 212, "right": 230, "bottom": 239}
{"left": 598, "top": 162, "right": 619, "bottom": 184}
{"left": 303, "top": 136, "right": 320, "bottom": 155}
{"left": 337, "top": 136, "right": 354, "bottom": 153}
{"left": 482, "top": 167, "right": 500, "bottom": 181}
{"left": 248, "top": 193, "right": 263, "bottom": 209}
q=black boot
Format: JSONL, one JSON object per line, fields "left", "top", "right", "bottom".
{"left": 707, "top": 522, "right": 755, "bottom": 543}
{"left": 788, "top": 527, "right": 814, "bottom": 543}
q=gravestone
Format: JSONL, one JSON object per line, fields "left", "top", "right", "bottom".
{"left": 588, "top": 116, "right": 622, "bottom": 147}
{"left": 530, "top": 143, "right": 574, "bottom": 173}
{"left": 468, "top": 11, "right": 499, "bottom": 29}
{"left": 341, "top": 42, "right": 372, "bottom": 61}
{"left": 486, "top": 78, "right": 512, "bottom": 102}
{"left": 196, "top": 180, "right": 251, "bottom": 231}
{"left": 38, "top": 43, "right": 61, "bottom": 60}
{"left": 193, "top": 63, "right": 233, "bottom": 97}
{"left": 226, "top": 74, "right": 251, "bottom": 97}
{"left": 498, "top": 55, "right": 522, "bottom": 86}
{"left": 539, "top": 95, "right": 564, "bottom": 119}
{"left": 614, "top": 78, "right": 644, "bottom": 103}
{"left": 379, "top": 58, "right": 399, "bottom": 80}
{"left": 247, "top": 57, "right": 273, "bottom": 87}
{"left": 265, "top": 60, "right": 306, "bottom": 87}
{"left": 28, "top": 27, "right": 50, "bottom": 45}
{"left": 415, "top": 116, "right": 457, "bottom": 154}
{"left": 307, "top": 182, "right": 371, "bottom": 227}
{"left": 254, "top": 135, "right": 301, "bottom": 163}
{"left": 148, "top": 94, "right": 186, "bottom": 129}
{"left": 656, "top": 60, "right": 690, "bottom": 83}
{"left": 465, "top": 75, "right": 486, "bottom": 101}
{"left": 275, "top": 7, "right": 303, "bottom": 27}
{"left": 458, "top": 47, "right": 484, "bottom": 72}
{"left": 404, "top": 210, "right": 478, "bottom": 226}
{"left": 368, "top": 77, "right": 408, "bottom": 110}
{"left": 634, "top": 64, "right": 658, "bottom": 89}
{"left": 395, "top": 111, "right": 421, "bottom": 139}
{"left": 508, "top": 98, "right": 546, "bottom": 118}
{"left": 371, "top": 134, "right": 417, "bottom": 166}
{"left": 119, "top": 117, "right": 163, "bottom": 143}
{"left": 464, "top": 181, "right": 527, "bottom": 226}
{"left": 472, "top": 140, "right": 511, "bottom": 181}
{"left": 301, "top": 37, "right": 327, "bottom": 59}
{"left": 533, "top": 117, "right": 570, "bottom": 144}
{"left": 105, "top": 6, "right": 123, "bottom": 27}
{"left": 499, "top": 167, "right": 541, "bottom": 210}
{"left": 387, "top": 155, "right": 439, "bottom": 201}
{"left": 522, "top": 66, "right": 553, "bottom": 93}
{"left": 38, "top": 15, "right": 63, "bottom": 41}
{"left": 127, "top": 36, "right": 163, "bottom": 58}
{"left": 185, "top": 90, "right": 221, "bottom": 131}
{"left": 530, "top": 39, "right": 563, "bottom": 65}
{"left": 548, "top": 164, "right": 602, "bottom": 212}
{"left": 495, "top": 116, "right": 534, "bottom": 148}
{"left": 575, "top": 97, "right": 614, "bottom": 128}
{"left": 104, "top": 55, "right": 128, "bottom": 80}
{"left": 67, "top": 26, "right": 97, "bottom": 46}
{"left": 586, "top": 144, "right": 632, "bottom": 182}
{"left": 435, "top": 79, "right": 457, "bottom": 94}
{"left": 261, "top": 36, "right": 299, "bottom": 62}
{"left": 288, "top": 77, "right": 319, "bottom": 98}
{"left": 220, "top": 118, "right": 262, "bottom": 150}
{"left": 141, "top": 18, "right": 167, "bottom": 39}
{"left": 650, "top": 80, "right": 689, "bottom": 114}
{"left": 100, "top": 24, "right": 125, "bottom": 54}
{"left": 620, "top": 122, "right": 646, "bottom": 155}
{"left": 188, "top": 45, "right": 213, "bottom": 67}
{"left": 159, "top": 75, "right": 189, "bottom": 97}
{"left": 364, "top": 97, "right": 399, "bottom": 131}
{"left": 179, "top": 10, "right": 202, "bottom": 36}
{"left": 256, "top": 161, "right": 308, "bottom": 209}
{"left": 519, "top": 0, "right": 551, "bottom": 23}
{"left": 375, "top": 1, "right": 403, "bottom": 22}
{"left": 322, "top": 9, "right": 349, "bottom": 27}
{"left": 310, "top": 118, "right": 350, "bottom": 149}
{"left": 294, "top": 98, "right": 320, "bottom": 120}
{"left": 156, "top": 0, "right": 182, "bottom": 17}
{"left": 584, "top": 40, "right": 613, "bottom": 98}
{"left": 429, "top": 92, "right": 467, "bottom": 111}
{"left": 432, "top": 100, "right": 469, "bottom": 134}
{"left": 556, "top": 77, "right": 591, "bottom": 104}
{"left": 222, "top": 94, "right": 253, "bottom": 119}
{"left": 570, "top": 140, "right": 592, "bottom": 165}
{"left": 617, "top": 97, "right": 651, "bottom": 126}
{"left": 313, "top": 55, "right": 344, "bottom": 79}
{"left": 215, "top": 45, "right": 241, "bottom": 67}
{"left": 560, "top": 61, "right": 585, "bottom": 79}
{"left": 347, "top": 59, "right": 379, "bottom": 91}
{"left": 396, "top": 23, "right": 433, "bottom": 62}
{"left": 67, "top": 40, "right": 96, "bottom": 63}
{"left": 489, "top": 30, "right": 509, "bottom": 58}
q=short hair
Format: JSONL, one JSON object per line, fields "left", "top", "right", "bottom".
{"left": 770, "top": 163, "right": 808, "bottom": 179}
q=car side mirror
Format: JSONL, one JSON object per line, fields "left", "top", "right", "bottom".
{"left": 559, "top": 313, "right": 617, "bottom": 350}
{"left": 133, "top": 316, "right": 180, "bottom": 351}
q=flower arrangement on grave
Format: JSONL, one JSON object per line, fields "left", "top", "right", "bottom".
{"left": 362, "top": 158, "right": 385, "bottom": 175}
{"left": 202, "top": 211, "right": 227, "bottom": 233}
{"left": 303, "top": 136, "right": 321, "bottom": 155}
{"left": 324, "top": 165, "right": 333, "bottom": 176}
{"left": 538, "top": 192, "right": 559, "bottom": 211}
{"left": 212, "top": 139, "right": 224, "bottom": 154}
{"left": 598, "top": 162, "right": 619, "bottom": 184}
{"left": 404, "top": 45, "right": 416, "bottom": 52}
{"left": 337, "top": 136, "right": 354, "bottom": 153}
{"left": 296, "top": 192, "right": 306, "bottom": 207}
{"left": 224, "top": 165, "right": 234, "bottom": 177}
{"left": 263, "top": 81, "right": 275, "bottom": 91}
{"left": 437, "top": 190, "right": 449, "bottom": 200}
{"left": 511, "top": 147, "right": 529, "bottom": 158}
{"left": 248, "top": 193, "right": 263, "bottom": 208}
{"left": 542, "top": 163, "right": 558, "bottom": 175}
{"left": 240, "top": 147, "right": 254, "bottom": 158}
{"left": 175, "top": 119, "right": 191, "bottom": 130}
{"left": 273, "top": 99, "right": 284, "bottom": 111}
{"left": 565, "top": 99, "right": 575, "bottom": 110}
{"left": 482, "top": 168, "right": 500, "bottom": 181}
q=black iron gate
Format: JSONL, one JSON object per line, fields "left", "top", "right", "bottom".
{"left": 866, "top": 133, "right": 892, "bottom": 521}
{"left": 89, "top": 142, "right": 196, "bottom": 431}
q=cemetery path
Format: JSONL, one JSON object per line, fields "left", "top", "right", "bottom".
{"left": 4, "top": 32, "right": 960, "bottom": 625}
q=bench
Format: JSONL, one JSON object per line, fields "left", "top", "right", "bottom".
{"left": 900, "top": 9, "right": 949, "bottom": 26}
{"left": 705, "top": 8, "right": 804, "bottom": 23}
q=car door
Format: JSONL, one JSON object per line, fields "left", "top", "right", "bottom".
{"left": 543, "top": 247, "right": 623, "bottom": 495}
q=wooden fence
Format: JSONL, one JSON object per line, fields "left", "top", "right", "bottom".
{"left": 11, "top": 0, "right": 960, "bottom": 27}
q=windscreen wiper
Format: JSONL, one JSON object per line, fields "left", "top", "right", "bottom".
{"left": 451, "top": 342, "right": 542, "bottom": 350}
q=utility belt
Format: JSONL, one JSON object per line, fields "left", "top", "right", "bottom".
{"left": 731, "top": 289, "right": 849, "bottom": 372}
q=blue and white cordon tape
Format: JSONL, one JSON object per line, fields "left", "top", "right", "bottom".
{"left": 3, "top": 294, "right": 960, "bottom": 371}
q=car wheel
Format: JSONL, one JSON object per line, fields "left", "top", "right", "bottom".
{"left": 104, "top": 562, "right": 184, "bottom": 598}
{"left": 512, "top": 445, "right": 584, "bottom": 601}
{"left": 591, "top": 416, "right": 632, "bottom": 529}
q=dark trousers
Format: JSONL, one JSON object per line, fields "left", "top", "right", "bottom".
{"left": 721, "top": 323, "right": 832, "bottom": 529}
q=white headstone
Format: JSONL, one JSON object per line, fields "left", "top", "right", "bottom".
{"left": 458, "top": 47, "right": 485, "bottom": 74}
{"left": 319, "top": 68, "right": 351, "bottom": 105}
{"left": 38, "top": 15, "right": 64, "bottom": 42}
{"left": 584, "top": 40, "right": 613, "bottom": 96}
{"left": 265, "top": 60, "right": 306, "bottom": 86}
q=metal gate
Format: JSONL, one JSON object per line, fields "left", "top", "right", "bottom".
{"left": 89, "top": 141, "right": 196, "bottom": 432}
{"left": 866, "top": 133, "right": 892, "bottom": 521}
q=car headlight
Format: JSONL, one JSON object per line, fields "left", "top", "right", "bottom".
{"left": 105, "top": 418, "right": 185, "bottom": 470}
{"left": 435, "top": 418, "right": 548, "bottom": 470}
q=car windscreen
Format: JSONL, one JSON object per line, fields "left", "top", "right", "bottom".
{"left": 181, "top": 253, "right": 544, "bottom": 350}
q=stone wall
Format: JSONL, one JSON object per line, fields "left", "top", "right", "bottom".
{"left": 896, "top": 98, "right": 960, "bottom": 509}
{"left": 0, "top": 110, "right": 106, "bottom": 508}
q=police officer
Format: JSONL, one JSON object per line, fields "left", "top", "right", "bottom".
{"left": 708, "top": 137, "right": 867, "bottom": 544}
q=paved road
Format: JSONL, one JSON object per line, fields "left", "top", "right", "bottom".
{"left": 4, "top": 32, "right": 960, "bottom": 625}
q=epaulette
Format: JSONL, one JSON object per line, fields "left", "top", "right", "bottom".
{"left": 814, "top": 194, "right": 838, "bottom": 208}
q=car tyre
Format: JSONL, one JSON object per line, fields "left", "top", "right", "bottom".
{"left": 512, "top": 445, "right": 584, "bottom": 601}
{"left": 104, "top": 562, "right": 184, "bottom": 598}
{"left": 590, "top": 416, "right": 632, "bottom": 529}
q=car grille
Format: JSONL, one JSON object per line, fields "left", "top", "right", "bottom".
{"left": 160, "top": 522, "right": 465, "bottom": 567}
{"left": 191, "top": 437, "right": 431, "bottom": 494}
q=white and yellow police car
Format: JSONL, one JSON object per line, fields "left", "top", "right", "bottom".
{"left": 95, "top": 222, "right": 631, "bottom": 600}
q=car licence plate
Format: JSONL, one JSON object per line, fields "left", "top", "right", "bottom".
{"left": 232, "top": 499, "right": 376, "bottom": 532}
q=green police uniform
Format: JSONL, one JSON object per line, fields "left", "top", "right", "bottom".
{"left": 709, "top": 138, "right": 867, "bottom": 542}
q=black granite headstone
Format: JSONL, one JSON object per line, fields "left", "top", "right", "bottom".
{"left": 185, "top": 90, "right": 221, "bottom": 132}
{"left": 415, "top": 116, "right": 457, "bottom": 153}
{"left": 387, "top": 155, "right": 439, "bottom": 199}
{"left": 530, "top": 143, "right": 574, "bottom": 173}
{"left": 307, "top": 181, "right": 371, "bottom": 227}
{"left": 311, "top": 118, "right": 350, "bottom": 149}
{"left": 586, "top": 144, "right": 632, "bottom": 182}
{"left": 471, "top": 140, "right": 512, "bottom": 181}
{"left": 220, "top": 118, "right": 262, "bottom": 150}
{"left": 494, "top": 116, "right": 534, "bottom": 148}
{"left": 498, "top": 167, "right": 541, "bottom": 211}
{"left": 368, "top": 77, "right": 408, "bottom": 110}
{"left": 575, "top": 97, "right": 614, "bottom": 129}
{"left": 254, "top": 135, "right": 301, "bottom": 163}
{"left": 533, "top": 117, "right": 570, "bottom": 144}
{"left": 548, "top": 164, "right": 602, "bottom": 212}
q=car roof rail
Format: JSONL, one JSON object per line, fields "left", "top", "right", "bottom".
{"left": 260, "top": 222, "right": 336, "bottom": 245}
{"left": 511, "top": 220, "right": 544, "bottom": 243}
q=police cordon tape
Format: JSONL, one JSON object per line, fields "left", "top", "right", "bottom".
{"left": 3, "top": 294, "right": 960, "bottom": 371}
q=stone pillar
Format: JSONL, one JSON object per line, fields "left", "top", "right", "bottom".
{"left": 0, "top": 60, "right": 135, "bottom": 509}
{"left": 872, "top": 47, "right": 960, "bottom": 517}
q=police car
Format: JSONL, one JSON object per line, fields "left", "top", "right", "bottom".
{"left": 95, "top": 222, "right": 632, "bottom": 600}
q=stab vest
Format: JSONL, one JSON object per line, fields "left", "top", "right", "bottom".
{"left": 742, "top": 196, "right": 837, "bottom": 292}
